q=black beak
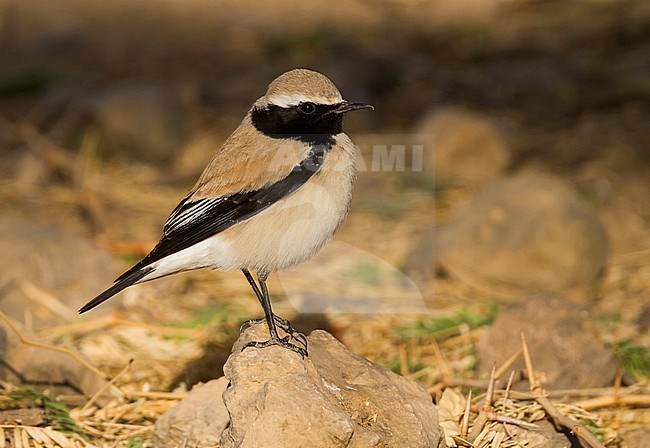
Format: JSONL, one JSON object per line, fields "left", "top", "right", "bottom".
{"left": 332, "top": 101, "right": 374, "bottom": 114}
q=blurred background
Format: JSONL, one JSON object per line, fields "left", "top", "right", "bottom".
{"left": 0, "top": 0, "right": 649, "bottom": 445}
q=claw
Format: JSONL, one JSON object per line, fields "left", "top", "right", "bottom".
{"left": 243, "top": 335, "right": 308, "bottom": 358}
{"left": 240, "top": 316, "right": 308, "bottom": 350}
{"left": 292, "top": 331, "right": 308, "bottom": 348}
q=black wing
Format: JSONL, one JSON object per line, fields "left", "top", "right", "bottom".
{"left": 115, "top": 142, "right": 329, "bottom": 282}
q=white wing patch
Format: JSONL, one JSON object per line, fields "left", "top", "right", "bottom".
{"left": 163, "top": 198, "right": 222, "bottom": 234}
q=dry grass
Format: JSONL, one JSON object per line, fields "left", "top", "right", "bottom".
{"left": 2, "top": 306, "right": 648, "bottom": 447}
{"left": 1, "top": 1, "right": 649, "bottom": 445}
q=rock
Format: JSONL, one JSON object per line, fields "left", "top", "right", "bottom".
{"left": 0, "top": 408, "right": 47, "bottom": 426}
{"left": 413, "top": 107, "right": 510, "bottom": 187}
{"left": 0, "top": 217, "right": 117, "bottom": 329}
{"left": 153, "top": 378, "right": 230, "bottom": 448}
{"left": 153, "top": 325, "right": 445, "bottom": 447}
{"left": 219, "top": 324, "right": 446, "bottom": 448}
{"left": 621, "top": 427, "right": 650, "bottom": 448}
{"left": 0, "top": 314, "right": 112, "bottom": 403}
{"left": 437, "top": 171, "right": 608, "bottom": 297}
{"left": 477, "top": 295, "right": 619, "bottom": 390}
{"left": 91, "top": 84, "right": 186, "bottom": 163}
{"left": 170, "top": 314, "right": 333, "bottom": 389}
{"left": 404, "top": 224, "right": 438, "bottom": 282}
{"left": 636, "top": 303, "right": 650, "bottom": 333}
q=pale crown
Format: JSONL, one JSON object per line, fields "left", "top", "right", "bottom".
{"left": 264, "top": 69, "right": 343, "bottom": 108}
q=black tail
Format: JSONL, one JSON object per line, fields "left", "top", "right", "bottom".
{"left": 79, "top": 267, "right": 153, "bottom": 314}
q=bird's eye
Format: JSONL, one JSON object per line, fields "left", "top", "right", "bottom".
{"left": 299, "top": 102, "right": 316, "bottom": 114}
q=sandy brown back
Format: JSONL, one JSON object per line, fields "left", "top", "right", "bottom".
{"left": 190, "top": 115, "right": 310, "bottom": 199}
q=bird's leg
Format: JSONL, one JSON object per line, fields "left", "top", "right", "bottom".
{"left": 257, "top": 273, "right": 308, "bottom": 351}
{"left": 239, "top": 269, "right": 307, "bottom": 349}
{"left": 240, "top": 270, "right": 292, "bottom": 332}
{"left": 242, "top": 271, "right": 308, "bottom": 357}
{"left": 256, "top": 272, "right": 281, "bottom": 341}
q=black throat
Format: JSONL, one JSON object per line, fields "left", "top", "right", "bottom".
{"left": 251, "top": 103, "right": 343, "bottom": 146}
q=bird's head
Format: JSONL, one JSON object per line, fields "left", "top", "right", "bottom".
{"left": 251, "top": 69, "right": 373, "bottom": 140}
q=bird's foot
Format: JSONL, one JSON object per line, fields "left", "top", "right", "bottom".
{"left": 243, "top": 335, "right": 308, "bottom": 358}
{"left": 240, "top": 316, "right": 308, "bottom": 349}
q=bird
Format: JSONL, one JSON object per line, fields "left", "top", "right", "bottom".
{"left": 79, "top": 68, "right": 373, "bottom": 356}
